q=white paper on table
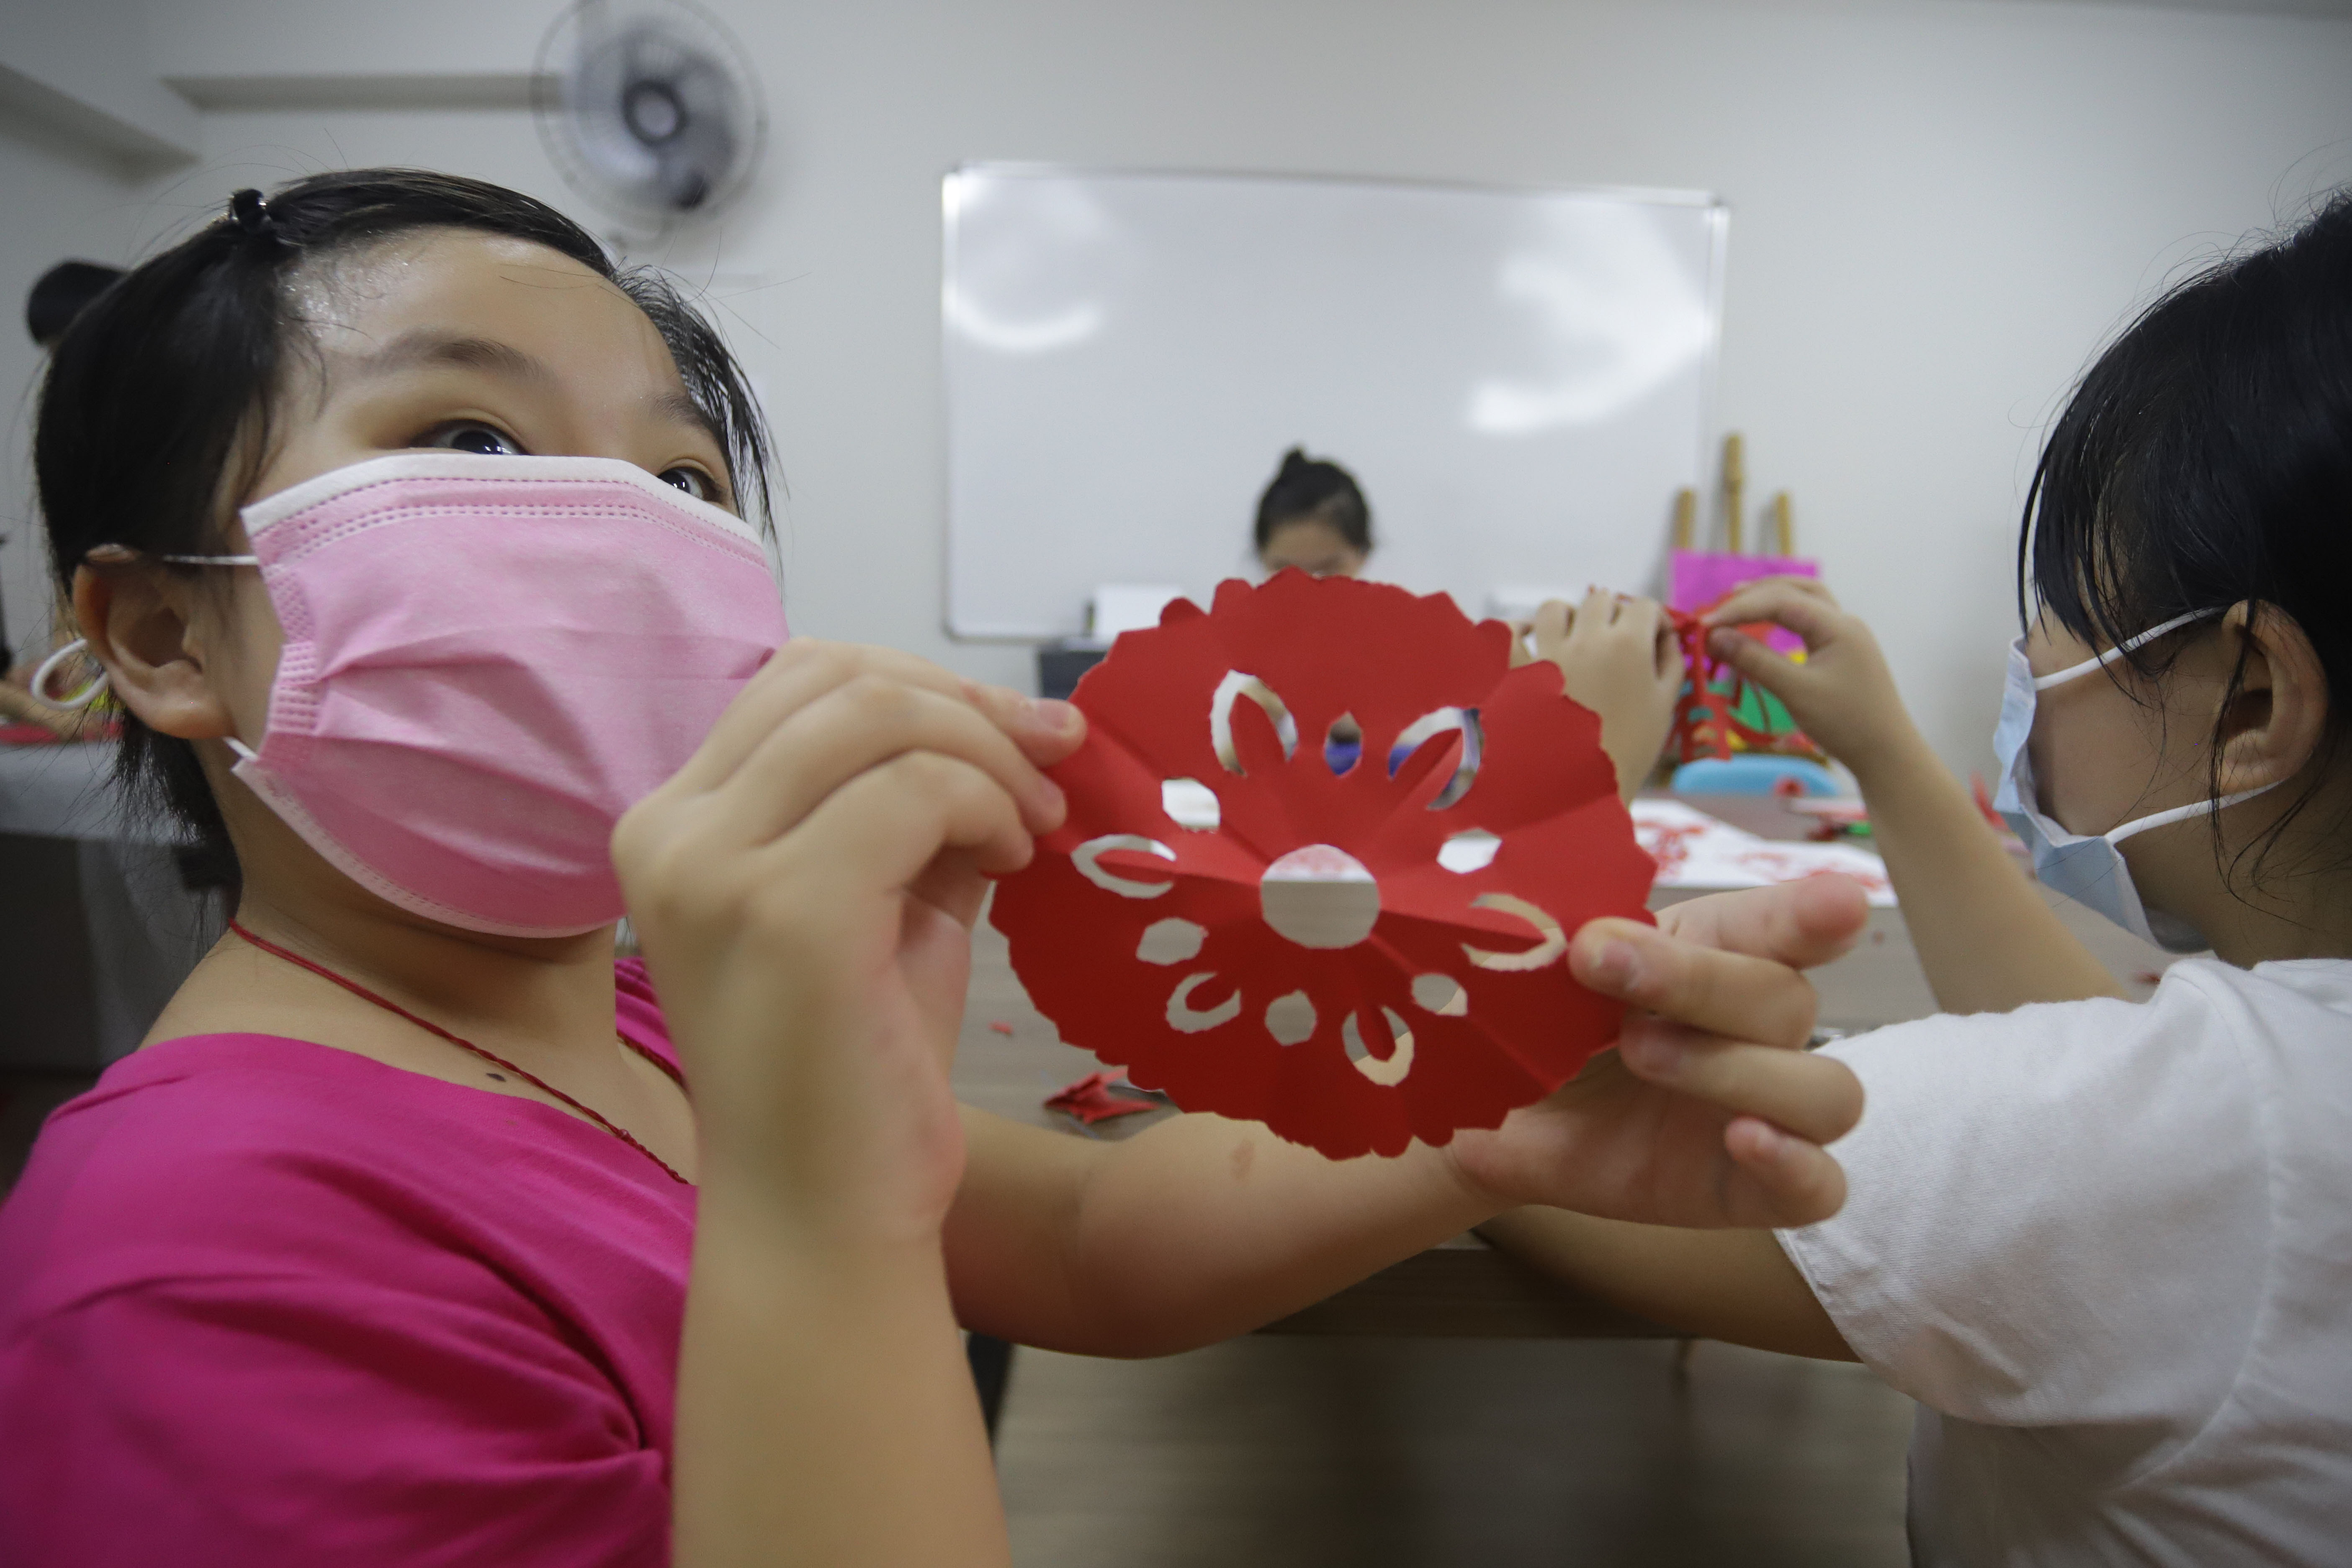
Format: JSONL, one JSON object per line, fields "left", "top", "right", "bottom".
{"left": 1631, "top": 799, "right": 1895, "bottom": 906}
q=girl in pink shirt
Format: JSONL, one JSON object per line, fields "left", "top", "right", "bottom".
{"left": 0, "top": 169, "right": 1865, "bottom": 1567}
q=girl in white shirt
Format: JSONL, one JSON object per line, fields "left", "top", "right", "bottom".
{"left": 1488, "top": 191, "right": 2352, "bottom": 1567}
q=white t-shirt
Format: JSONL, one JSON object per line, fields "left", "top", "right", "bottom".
{"left": 1778, "top": 958, "right": 2352, "bottom": 1567}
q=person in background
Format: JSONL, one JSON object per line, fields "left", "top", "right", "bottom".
{"left": 1487, "top": 191, "right": 2352, "bottom": 1566}
{"left": 25, "top": 260, "right": 124, "bottom": 350}
{"left": 2, "top": 260, "right": 127, "bottom": 738}
{"left": 1254, "top": 447, "right": 1373, "bottom": 577}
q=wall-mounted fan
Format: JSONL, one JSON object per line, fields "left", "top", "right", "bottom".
{"left": 534, "top": 0, "right": 767, "bottom": 234}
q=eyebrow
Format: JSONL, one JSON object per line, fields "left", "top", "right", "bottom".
{"left": 350, "top": 331, "right": 556, "bottom": 385}
{"left": 650, "top": 386, "right": 727, "bottom": 453}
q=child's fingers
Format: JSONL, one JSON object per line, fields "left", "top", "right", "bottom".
{"left": 773, "top": 749, "right": 1038, "bottom": 894}
{"left": 1702, "top": 581, "right": 1844, "bottom": 652}
{"left": 1650, "top": 877, "right": 1871, "bottom": 969}
{"left": 1580, "top": 586, "right": 1619, "bottom": 637}
{"left": 1569, "top": 918, "right": 1820, "bottom": 1050}
{"left": 709, "top": 677, "right": 1066, "bottom": 848}
{"left": 954, "top": 678, "right": 1087, "bottom": 768}
{"left": 1722, "top": 1116, "right": 1849, "bottom": 1228}
{"left": 673, "top": 640, "right": 1060, "bottom": 796}
{"left": 1616, "top": 1020, "right": 1864, "bottom": 1146}
{"left": 1531, "top": 598, "right": 1572, "bottom": 647}
{"left": 1705, "top": 576, "right": 1840, "bottom": 626}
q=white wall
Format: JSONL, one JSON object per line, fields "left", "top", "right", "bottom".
{"left": 0, "top": 99, "right": 170, "bottom": 671}
{"left": 7, "top": 0, "right": 2352, "bottom": 775}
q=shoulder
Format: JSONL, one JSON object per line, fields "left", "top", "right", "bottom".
{"left": 1778, "top": 967, "right": 2311, "bottom": 1432}
{"left": 0, "top": 1036, "right": 483, "bottom": 1319}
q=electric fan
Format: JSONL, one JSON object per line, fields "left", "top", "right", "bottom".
{"left": 534, "top": 0, "right": 767, "bottom": 232}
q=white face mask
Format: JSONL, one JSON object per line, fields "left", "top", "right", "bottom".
{"left": 1990, "top": 610, "right": 2276, "bottom": 955}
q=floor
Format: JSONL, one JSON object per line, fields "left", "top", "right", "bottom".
{"left": 996, "top": 1335, "right": 1915, "bottom": 1568}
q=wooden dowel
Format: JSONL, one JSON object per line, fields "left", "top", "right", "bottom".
{"left": 1672, "top": 487, "right": 1696, "bottom": 551}
{"left": 1772, "top": 490, "right": 1793, "bottom": 556}
{"left": 1722, "top": 433, "right": 1745, "bottom": 555}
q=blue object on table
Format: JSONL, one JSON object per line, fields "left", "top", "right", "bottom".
{"left": 1671, "top": 756, "right": 1840, "bottom": 796}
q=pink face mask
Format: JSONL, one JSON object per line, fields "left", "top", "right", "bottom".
{"left": 204, "top": 452, "right": 786, "bottom": 937}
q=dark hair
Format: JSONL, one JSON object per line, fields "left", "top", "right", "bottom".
{"left": 25, "top": 260, "right": 125, "bottom": 348}
{"left": 36, "top": 169, "right": 774, "bottom": 882}
{"left": 2022, "top": 188, "right": 2352, "bottom": 886}
{"left": 1253, "top": 448, "right": 1372, "bottom": 556}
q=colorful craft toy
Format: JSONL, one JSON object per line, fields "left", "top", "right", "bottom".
{"left": 1665, "top": 602, "right": 1826, "bottom": 766}
{"left": 990, "top": 571, "right": 1656, "bottom": 1159}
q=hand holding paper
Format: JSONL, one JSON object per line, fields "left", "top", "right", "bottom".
{"left": 990, "top": 572, "right": 1657, "bottom": 1159}
{"left": 1449, "top": 875, "right": 1868, "bottom": 1229}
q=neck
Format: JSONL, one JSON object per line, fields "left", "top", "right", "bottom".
{"left": 2146, "top": 774, "right": 2352, "bottom": 968}
{"left": 229, "top": 885, "right": 620, "bottom": 1044}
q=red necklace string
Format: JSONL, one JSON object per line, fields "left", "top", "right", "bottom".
{"left": 226, "top": 919, "right": 692, "bottom": 1187}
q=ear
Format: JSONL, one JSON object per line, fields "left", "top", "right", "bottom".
{"left": 72, "top": 560, "right": 239, "bottom": 741}
{"left": 2214, "top": 601, "right": 2331, "bottom": 796}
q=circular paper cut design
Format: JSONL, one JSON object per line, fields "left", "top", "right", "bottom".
{"left": 990, "top": 572, "right": 1657, "bottom": 1159}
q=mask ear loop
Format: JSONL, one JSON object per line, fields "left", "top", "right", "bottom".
{"left": 30, "top": 640, "right": 108, "bottom": 709}
{"left": 2031, "top": 608, "right": 2219, "bottom": 691}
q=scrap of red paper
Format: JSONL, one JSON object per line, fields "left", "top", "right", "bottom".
{"left": 990, "top": 572, "right": 1656, "bottom": 1159}
{"left": 1044, "top": 1071, "right": 1161, "bottom": 1127}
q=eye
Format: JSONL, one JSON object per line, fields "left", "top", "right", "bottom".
{"left": 418, "top": 421, "right": 526, "bottom": 457}
{"left": 659, "top": 466, "right": 719, "bottom": 503}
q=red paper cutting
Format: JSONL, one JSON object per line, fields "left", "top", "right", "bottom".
{"left": 989, "top": 572, "right": 1657, "bottom": 1159}
{"left": 1044, "top": 1071, "right": 1161, "bottom": 1127}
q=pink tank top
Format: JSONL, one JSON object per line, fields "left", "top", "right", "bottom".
{"left": 0, "top": 960, "right": 694, "bottom": 1566}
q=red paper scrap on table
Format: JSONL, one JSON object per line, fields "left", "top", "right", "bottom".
{"left": 989, "top": 571, "right": 1657, "bottom": 1160}
{"left": 1045, "top": 1071, "right": 1161, "bottom": 1127}
{"left": 987, "top": 1020, "right": 1015, "bottom": 1035}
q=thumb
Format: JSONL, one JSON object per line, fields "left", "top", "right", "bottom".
{"left": 1707, "top": 624, "right": 1809, "bottom": 697}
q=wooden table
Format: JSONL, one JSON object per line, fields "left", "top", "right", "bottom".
{"left": 949, "top": 794, "right": 2178, "bottom": 1339}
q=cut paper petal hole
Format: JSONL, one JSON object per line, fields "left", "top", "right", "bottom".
{"left": 1211, "top": 671, "right": 1299, "bottom": 775}
{"left": 1167, "top": 972, "right": 1241, "bottom": 1033}
{"left": 1074, "top": 834, "right": 1177, "bottom": 898}
{"left": 1264, "top": 990, "right": 1317, "bottom": 1045}
{"left": 1323, "top": 713, "right": 1363, "bottom": 775}
{"left": 1437, "top": 828, "right": 1501, "bottom": 874}
{"left": 1461, "top": 892, "right": 1568, "bottom": 971}
{"left": 1161, "top": 778, "right": 1222, "bottom": 831}
{"left": 1410, "top": 973, "right": 1468, "bottom": 1017}
{"left": 1137, "top": 918, "right": 1207, "bottom": 966}
{"left": 1259, "top": 845, "right": 1380, "bottom": 950}
{"left": 1391, "top": 706, "right": 1483, "bottom": 809}
{"left": 1343, "top": 1007, "right": 1416, "bottom": 1087}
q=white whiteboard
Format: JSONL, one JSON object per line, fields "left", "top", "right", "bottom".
{"left": 943, "top": 167, "right": 1725, "bottom": 640}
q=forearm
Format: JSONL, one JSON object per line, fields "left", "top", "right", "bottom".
{"left": 1478, "top": 1206, "right": 1853, "bottom": 1361}
{"left": 674, "top": 1197, "right": 1005, "bottom": 1568}
{"left": 1851, "top": 729, "right": 2123, "bottom": 1013}
{"left": 947, "top": 1107, "right": 1492, "bottom": 1357}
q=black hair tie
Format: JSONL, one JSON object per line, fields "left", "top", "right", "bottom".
{"left": 228, "top": 188, "right": 278, "bottom": 240}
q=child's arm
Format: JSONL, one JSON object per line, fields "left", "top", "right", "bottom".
{"left": 1476, "top": 1209, "right": 1852, "bottom": 1359}
{"left": 1704, "top": 578, "right": 2122, "bottom": 1013}
{"left": 618, "top": 643, "right": 1089, "bottom": 1568}
{"left": 943, "top": 876, "right": 1868, "bottom": 1358}
{"left": 1527, "top": 589, "right": 1685, "bottom": 802}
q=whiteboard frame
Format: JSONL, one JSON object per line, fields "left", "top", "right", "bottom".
{"left": 939, "top": 163, "right": 1731, "bottom": 643}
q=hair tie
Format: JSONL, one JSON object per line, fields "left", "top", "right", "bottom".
{"left": 228, "top": 188, "right": 278, "bottom": 240}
